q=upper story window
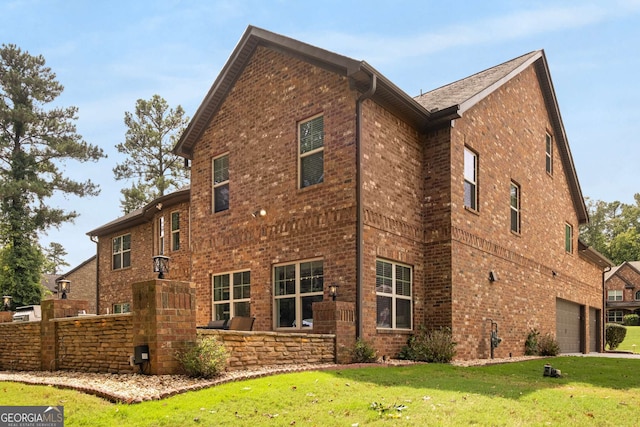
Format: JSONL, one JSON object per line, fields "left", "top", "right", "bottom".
{"left": 274, "top": 259, "right": 323, "bottom": 329}
{"left": 464, "top": 147, "right": 478, "bottom": 211}
{"left": 636, "top": 290, "right": 640, "bottom": 301}
{"left": 212, "top": 271, "right": 251, "bottom": 321}
{"left": 565, "top": 223, "right": 573, "bottom": 253}
{"left": 212, "top": 154, "right": 229, "bottom": 213}
{"left": 376, "top": 259, "right": 412, "bottom": 330}
{"left": 510, "top": 181, "right": 521, "bottom": 234}
{"left": 157, "top": 216, "right": 165, "bottom": 255}
{"left": 112, "top": 234, "right": 131, "bottom": 270}
{"left": 608, "top": 290, "right": 623, "bottom": 301}
{"left": 299, "top": 115, "right": 324, "bottom": 188}
{"left": 171, "top": 211, "right": 180, "bottom": 251}
{"left": 545, "top": 133, "right": 553, "bottom": 175}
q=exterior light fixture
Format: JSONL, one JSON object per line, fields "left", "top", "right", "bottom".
{"left": 488, "top": 271, "right": 498, "bottom": 282}
{"left": 56, "top": 279, "right": 71, "bottom": 299}
{"left": 328, "top": 283, "right": 339, "bottom": 301}
{"left": 153, "top": 255, "right": 170, "bottom": 279}
{"left": 252, "top": 208, "right": 267, "bottom": 218}
{"left": 2, "top": 295, "right": 11, "bottom": 311}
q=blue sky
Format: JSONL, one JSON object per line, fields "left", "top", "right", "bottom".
{"left": 2, "top": 0, "right": 639, "bottom": 268}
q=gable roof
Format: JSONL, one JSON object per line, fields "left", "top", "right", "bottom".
{"left": 605, "top": 261, "right": 640, "bottom": 281}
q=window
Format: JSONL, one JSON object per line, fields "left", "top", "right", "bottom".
{"left": 376, "top": 260, "right": 412, "bottom": 329}
{"left": 608, "top": 290, "right": 623, "bottom": 301}
{"left": 113, "top": 303, "right": 130, "bottom": 314}
{"left": 636, "top": 291, "right": 640, "bottom": 301}
{"left": 607, "top": 310, "right": 624, "bottom": 323}
{"left": 545, "top": 133, "right": 553, "bottom": 175}
{"left": 112, "top": 234, "right": 131, "bottom": 270}
{"left": 565, "top": 223, "right": 573, "bottom": 253}
{"left": 212, "top": 271, "right": 251, "bottom": 321}
{"left": 171, "top": 211, "right": 180, "bottom": 251}
{"left": 274, "top": 259, "right": 323, "bottom": 328}
{"left": 510, "top": 182, "right": 521, "bottom": 233}
{"left": 464, "top": 147, "right": 478, "bottom": 210}
{"left": 299, "top": 115, "right": 324, "bottom": 188}
{"left": 212, "top": 154, "right": 229, "bottom": 212}
{"left": 157, "top": 216, "right": 165, "bottom": 255}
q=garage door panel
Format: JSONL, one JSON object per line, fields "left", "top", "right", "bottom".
{"left": 556, "top": 299, "right": 581, "bottom": 353}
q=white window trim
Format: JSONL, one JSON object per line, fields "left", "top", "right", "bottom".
{"left": 608, "top": 290, "right": 623, "bottom": 301}
{"left": 545, "top": 133, "right": 553, "bottom": 175}
{"left": 158, "top": 216, "right": 165, "bottom": 255}
{"left": 212, "top": 270, "right": 251, "bottom": 321}
{"left": 112, "top": 234, "right": 131, "bottom": 270}
{"left": 298, "top": 114, "right": 324, "bottom": 189}
{"left": 510, "top": 181, "right": 521, "bottom": 234}
{"left": 273, "top": 258, "right": 323, "bottom": 329}
{"left": 464, "top": 147, "right": 478, "bottom": 211}
{"left": 565, "top": 223, "right": 573, "bottom": 253}
{"left": 376, "top": 259, "right": 413, "bottom": 330}
{"left": 171, "top": 211, "right": 180, "bottom": 251}
{"left": 212, "top": 153, "right": 229, "bottom": 213}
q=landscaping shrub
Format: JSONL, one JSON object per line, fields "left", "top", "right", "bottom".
{"left": 176, "top": 336, "right": 228, "bottom": 378}
{"left": 351, "top": 338, "right": 377, "bottom": 363}
{"left": 524, "top": 328, "right": 540, "bottom": 355}
{"left": 606, "top": 323, "right": 627, "bottom": 350}
{"left": 623, "top": 314, "right": 640, "bottom": 326}
{"left": 536, "top": 333, "right": 560, "bottom": 356}
{"left": 399, "top": 326, "right": 457, "bottom": 363}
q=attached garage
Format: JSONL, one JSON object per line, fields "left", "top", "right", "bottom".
{"left": 556, "top": 298, "right": 582, "bottom": 353}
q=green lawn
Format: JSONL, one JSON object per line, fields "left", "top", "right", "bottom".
{"left": 2, "top": 357, "right": 640, "bottom": 426}
{"left": 615, "top": 325, "right": 640, "bottom": 352}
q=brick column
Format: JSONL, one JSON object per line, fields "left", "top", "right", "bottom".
{"left": 313, "top": 300, "right": 356, "bottom": 364}
{"left": 40, "top": 299, "right": 89, "bottom": 370}
{"left": 0, "top": 312, "right": 11, "bottom": 323}
{"left": 132, "top": 280, "right": 196, "bottom": 375}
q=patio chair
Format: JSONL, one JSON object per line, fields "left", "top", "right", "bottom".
{"left": 227, "top": 316, "right": 255, "bottom": 331}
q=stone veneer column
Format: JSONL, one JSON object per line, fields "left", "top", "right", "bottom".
{"left": 312, "top": 300, "right": 356, "bottom": 364}
{"left": 132, "top": 279, "right": 196, "bottom": 375}
{"left": 40, "top": 299, "right": 89, "bottom": 370}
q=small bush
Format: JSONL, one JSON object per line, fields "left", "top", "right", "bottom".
{"left": 606, "top": 323, "right": 627, "bottom": 350}
{"left": 524, "top": 329, "right": 540, "bottom": 356}
{"left": 537, "top": 333, "right": 560, "bottom": 356}
{"left": 399, "top": 326, "right": 457, "bottom": 363}
{"left": 176, "top": 336, "right": 228, "bottom": 378}
{"left": 352, "top": 338, "right": 377, "bottom": 363}
{"left": 623, "top": 314, "right": 639, "bottom": 326}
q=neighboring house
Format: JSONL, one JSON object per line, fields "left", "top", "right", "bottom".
{"left": 604, "top": 261, "right": 640, "bottom": 323}
{"left": 87, "top": 188, "right": 190, "bottom": 314}
{"left": 41, "top": 257, "right": 97, "bottom": 312}
{"left": 41, "top": 273, "right": 58, "bottom": 300}
{"left": 92, "top": 26, "right": 611, "bottom": 359}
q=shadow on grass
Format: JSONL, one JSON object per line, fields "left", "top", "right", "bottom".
{"left": 322, "top": 356, "right": 640, "bottom": 400}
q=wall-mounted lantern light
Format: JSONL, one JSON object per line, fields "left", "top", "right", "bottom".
{"left": 56, "top": 279, "right": 71, "bottom": 299}
{"left": 488, "top": 271, "right": 498, "bottom": 282}
{"left": 252, "top": 208, "right": 267, "bottom": 218}
{"left": 153, "top": 255, "right": 170, "bottom": 279}
{"left": 2, "top": 295, "right": 11, "bottom": 311}
{"left": 328, "top": 283, "right": 339, "bottom": 301}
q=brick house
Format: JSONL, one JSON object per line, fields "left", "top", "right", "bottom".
{"left": 41, "top": 257, "right": 97, "bottom": 313}
{"left": 604, "top": 261, "right": 640, "bottom": 323}
{"left": 87, "top": 188, "right": 190, "bottom": 314}
{"left": 91, "top": 26, "right": 610, "bottom": 360}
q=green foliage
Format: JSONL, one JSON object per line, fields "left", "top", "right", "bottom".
{"left": 0, "top": 241, "right": 44, "bottom": 307}
{"left": 524, "top": 328, "right": 540, "bottom": 355}
{"left": 536, "top": 333, "right": 560, "bottom": 356}
{"left": 399, "top": 326, "right": 457, "bottom": 363}
{"left": 113, "top": 95, "right": 190, "bottom": 213}
{"left": 42, "top": 242, "right": 69, "bottom": 275}
{"left": 605, "top": 323, "right": 627, "bottom": 350}
{"left": 623, "top": 314, "right": 639, "bottom": 326}
{"left": 176, "top": 336, "right": 228, "bottom": 379}
{"left": 351, "top": 338, "right": 377, "bottom": 363}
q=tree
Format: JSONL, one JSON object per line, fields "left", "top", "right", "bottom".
{"left": 113, "top": 95, "right": 189, "bottom": 213}
{"left": 0, "top": 44, "right": 105, "bottom": 306}
{"left": 43, "top": 242, "right": 69, "bottom": 275}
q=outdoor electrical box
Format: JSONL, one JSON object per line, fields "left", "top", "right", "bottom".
{"left": 134, "top": 345, "right": 149, "bottom": 365}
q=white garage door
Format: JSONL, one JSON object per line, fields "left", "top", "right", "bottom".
{"left": 556, "top": 299, "right": 581, "bottom": 353}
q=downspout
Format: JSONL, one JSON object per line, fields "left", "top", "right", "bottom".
{"left": 355, "top": 73, "right": 377, "bottom": 339}
{"left": 602, "top": 265, "right": 611, "bottom": 352}
{"left": 90, "top": 235, "right": 100, "bottom": 314}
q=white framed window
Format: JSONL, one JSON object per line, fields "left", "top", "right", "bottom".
{"left": 157, "top": 216, "right": 165, "bottom": 255}
{"left": 212, "top": 154, "right": 229, "bottom": 212}
{"left": 274, "top": 259, "right": 323, "bottom": 328}
{"left": 112, "top": 234, "right": 131, "bottom": 270}
{"left": 299, "top": 115, "right": 324, "bottom": 188}
{"left": 212, "top": 271, "right": 251, "bottom": 321}
{"left": 607, "top": 310, "right": 624, "bottom": 323}
{"left": 636, "top": 291, "right": 640, "bottom": 301}
{"left": 545, "top": 133, "right": 553, "bottom": 175}
{"left": 376, "top": 259, "right": 412, "bottom": 330}
{"left": 171, "top": 211, "right": 180, "bottom": 251}
{"left": 113, "top": 303, "right": 130, "bottom": 314}
{"left": 510, "top": 181, "right": 521, "bottom": 234}
{"left": 565, "top": 223, "right": 573, "bottom": 253}
{"left": 464, "top": 147, "right": 478, "bottom": 211}
{"left": 608, "top": 290, "right": 623, "bottom": 301}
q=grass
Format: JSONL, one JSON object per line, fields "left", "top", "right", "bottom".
{"left": 614, "top": 325, "right": 640, "bottom": 352}
{"left": 2, "top": 357, "right": 640, "bottom": 426}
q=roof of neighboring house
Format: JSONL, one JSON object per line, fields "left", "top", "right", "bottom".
{"left": 61, "top": 255, "right": 96, "bottom": 277}
{"left": 173, "top": 26, "right": 588, "bottom": 225}
{"left": 605, "top": 261, "right": 640, "bottom": 281}
{"left": 41, "top": 273, "right": 58, "bottom": 294}
{"left": 87, "top": 187, "right": 190, "bottom": 237}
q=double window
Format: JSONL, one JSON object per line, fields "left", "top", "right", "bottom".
{"left": 113, "top": 303, "right": 130, "bottom": 314}
{"left": 212, "top": 154, "right": 229, "bottom": 213}
{"left": 212, "top": 271, "right": 251, "bottom": 320}
{"left": 510, "top": 182, "right": 521, "bottom": 234}
{"left": 299, "top": 115, "right": 324, "bottom": 188}
{"left": 607, "top": 310, "right": 624, "bottom": 323}
{"left": 608, "top": 290, "right": 623, "bottom": 301}
{"left": 112, "top": 234, "right": 131, "bottom": 270}
{"left": 376, "top": 260, "right": 412, "bottom": 330}
{"left": 274, "top": 259, "right": 323, "bottom": 328}
{"left": 464, "top": 147, "right": 478, "bottom": 211}
{"left": 171, "top": 212, "right": 180, "bottom": 251}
